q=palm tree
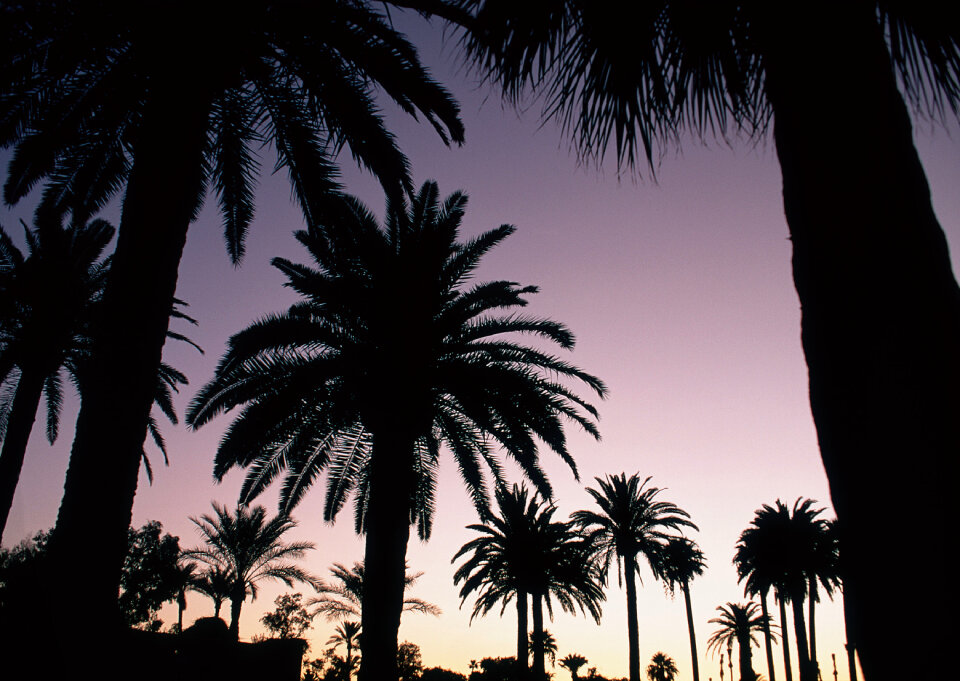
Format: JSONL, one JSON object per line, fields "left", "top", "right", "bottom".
{"left": 190, "top": 563, "right": 233, "bottom": 619}
{"left": 708, "top": 602, "right": 771, "bottom": 681}
{"left": 187, "top": 182, "right": 605, "bottom": 680}
{"left": 327, "top": 620, "right": 363, "bottom": 680}
{"left": 572, "top": 474, "right": 696, "bottom": 681}
{"left": 310, "top": 562, "right": 440, "bottom": 620}
{"left": 659, "top": 537, "right": 707, "bottom": 681}
{"left": 169, "top": 560, "right": 198, "bottom": 633}
{"left": 183, "top": 502, "right": 320, "bottom": 640}
{"left": 453, "top": 6, "right": 960, "bottom": 679}
{"left": 529, "top": 629, "right": 558, "bottom": 670}
{"left": 646, "top": 653, "right": 679, "bottom": 681}
{"left": 560, "top": 654, "right": 588, "bottom": 681}
{"left": 454, "top": 484, "right": 605, "bottom": 680}
{"left": 735, "top": 518, "right": 783, "bottom": 681}
{"left": 0, "top": 1, "right": 464, "bottom": 633}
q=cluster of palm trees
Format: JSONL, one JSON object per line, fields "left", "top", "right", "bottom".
{"left": 2, "top": 3, "right": 957, "bottom": 680}
{"left": 454, "top": 475, "right": 704, "bottom": 681}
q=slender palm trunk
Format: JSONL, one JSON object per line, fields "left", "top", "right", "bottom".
{"left": 761, "top": 5, "right": 957, "bottom": 680}
{"left": 790, "top": 596, "right": 812, "bottom": 681}
{"left": 779, "top": 595, "right": 793, "bottom": 681}
{"left": 359, "top": 434, "right": 415, "bottom": 681}
{"left": 842, "top": 588, "right": 857, "bottom": 681}
{"left": 682, "top": 581, "right": 700, "bottom": 681}
{"left": 178, "top": 593, "right": 186, "bottom": 633}
{"left": 623, "top": 554, "right": 641, "bottom": 681}
{"left": 42, "top": 81, "right": 210, "bottom": 657}
{"left": 214, "top": 598, "right": 224, "bottom": 619}
{"left": 531, "top": 591, "right": 545, "bottom": 680}
{"left": 517, "top": 589, "right": 529, "bottom": 674}
{"left": 0, "top": 367, "right": 45, "bottom": 543}
{"left": 759, "top": 592, "right": 776, "bottom": 681}
{"left": 807, "top": 579, "right": 818, "bottom": 678}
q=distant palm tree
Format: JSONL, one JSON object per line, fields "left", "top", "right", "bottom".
{"left": 560, "top": 654, "right": 588, "bottom": 681}
{"left": 190, "top": 563, "right": 233, "bottom": 619}
{"left": 183, "top": 502, "right": 319, "bottom": 639}
{"left": 708, "top": 603, "right": 772, "bottom": 681}
{"left": 454, "top": 484, "right": 604, "bottom": 680}
{"left": 188, "top": 181, "right": 605, "bottom": 679}
{"left": 310, "top": 562, "right": 440, "bottom": 620}
{"left": 327, "top": 620, "right": 363, "bottom": 680}
{"left": 573, "top": 474, "right": 696, "bottom": 681}
{"left": 530, "top": 629, "right": 558, "bottom": 670}
{"left": 659, "top": 537, "right": 707, "bottom": 681}
{"left": 646, "top": 652, "right": 679, "bottom": 681}
{"left": 735, "top": 516, "right": 783, "bottom": 681}
{"left": 170, "top": 560, "right": 198, "bottom": 633}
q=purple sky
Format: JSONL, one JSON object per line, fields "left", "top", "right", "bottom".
{"left": 4, "top": 12, "right": 958, "bottom": 679}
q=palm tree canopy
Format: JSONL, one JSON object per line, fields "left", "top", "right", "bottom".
{"left": 183, "top": 502, "right": 320, "bottom": 603}
{"left": 658, "top": 536, "right": 706, "bottom": 597}
{"left": 572, "top": 473, "right": 697, "bottom": 584}
{"left": 0, "top": 0, "right": 465, "bottom": 248}
{"left": 187, "top": 181, "right": 606, "bottom": 539}
{"left": 646, "top": 652, "right": 679, "bottom": 681}
{"left": 455, "top": 1, "right": 960, "bottom": 171}
{"left": 309, "top": 561, "right": 441, "bottom": 620}
{"left": 707, "top": 602, "right": 775, "bottom": 654}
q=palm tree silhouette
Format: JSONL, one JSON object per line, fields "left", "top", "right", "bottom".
{"left": 327, "top": 620, "right": 363, "bottom": 681}
{"left": 0, "top": 1, "right": 464, "bottom": 633}
{"left": 310, "top": 562, "right": 440, "bottom": 620}
{"left": 735, "top": 519, "right": 785, "bottom": 681}
{"left": 453, "top": 7, "right": 960, "bottom": 678}
{"left": 646, "top": 652, "right": 679, "bottom": 681}
{"left": 560, "top": 654, "right": 588, "bottom": 681}
{"left": 190, "top": 563, "right": 233, "bottom": 620}
{"left": 708, "top": 602, "right": 771, "bottom": 681}
{"left": 529, "top": 629, "right": 558, "bottom": 670}
{"left": 572, "top": 474, "right": 696, "bottom": 681}
{"left": 659, "top": 537, "right": 707, "bottom": 681}
{"left": 454, "top": 484, "right": 604, "bottom": 680}
{"left": 188, "top": 182, "right": 605, "bottom": 680}
{"left": 183, "top": 502, "right": 320, "bottom": 640}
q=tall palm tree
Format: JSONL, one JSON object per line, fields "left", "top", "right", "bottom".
{"left": 806, "top": 516, "right": 840, "bottom": 681}
{"left": 735, "top": 521, "right": 782, "bottom": 681}
{"left": 646, "top": 652, "right": 679, "bottom": 681}
{"left": 454, "top": 484, "right": 605, "bottom": 680}
{"left": 560, "top": 654, "right": 588, "bottom": 681}
{"left": 0, "top": 0, "right": 464, "bottom": 635}
{"left": 187, "top": 182, "right": 606, "bottom": 680}
{"left": 707, "top": 602, "right": 771, "bottom": 681}
{"left": 452, "top": 6, "right": 960, "bottom": 679}
{"left": 183, "top": 502, "right": 320, "bottom": 640}
{"left": 659, "top": 537, "right": 707, "bottom": 681}
{"left": 310, "top": 561, "right": 440, "bottom": 620}
{"left": 572, "top": 474, "right": 696, "bottom": 681}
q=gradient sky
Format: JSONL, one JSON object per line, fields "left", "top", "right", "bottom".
{"left": 3, "top": 12, "right": 958, "bottom": 680}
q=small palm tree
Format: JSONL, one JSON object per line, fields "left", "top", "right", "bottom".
{"left": 190, "top": 563, "right": 233, "bottom": 619}
{"left": 646, "top": 653, "right": 679, "bottom": 681}
{"left": 573, "top": 474, "right": 696, "bottom": 681}
{"left": 560, "top": 654, "right": 588, "bottom": 681}
{"left": 659, "top": 537, "right": 707, "bottom": 681}
{"left": 310, "top": 562, "right": 440, "bottom": 620}
{"left": 189, "top": 181, "right": 605, "bottom": 679}
{"left": 183, "top": 502, "right": 320, "bottom": 639}
{"left": 530, "top": 629, "right": 558, "bottom": 673}
{"left": 707, "top": 602, "right": 772, "bottom": 681}
{"left": 328, "top": 620, "right": 363, "bottom": 680}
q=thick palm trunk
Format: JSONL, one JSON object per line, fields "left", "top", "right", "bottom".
{"left": 758, "top": 593, "right": 776, "bottom": 681}
{"left": 807, "top": 579, "right": 818, "bottom": 677}
{"left": 682, "top": 581, "right": 701, "bottom": 681}
{"left": 623, "top": 555, "right": 641, "bottom": 681}
{"left": 842, "top": 589, "right": 857, "bottom": 681}
{"left": 531, "top": 591, "right": 545, "bottom": 680}
{"left": 41, "top": 84, "right": 210, "bottom": 653}
{"left": 359, "top": 434, "right": 415, "bottom": 681}
{"left": 229, "top": 590, "right": 244, "bottom": 640}
{"left": 737, "top": 633, "right": 756, "bottom": 681}
{"left": 0, "top": 367, "right": 45, "bottom": 543}
{"left": 779, "top": 595, "right": 793, "bottom": 681}
{"left": 790, "top": 597, "right": 812, "bottom": 681}
{"left": 517, "top": 589, "right": 529, "bottom": 674}
{"left": 760, "top": 4, "right": 957, "bottom": 680}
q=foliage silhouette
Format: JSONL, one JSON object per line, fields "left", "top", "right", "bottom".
{"left": 529, "top": 629, "right": 558, "bottom": 669}
{"left": 572, "top": 474, "right": 696, "bottom": 681}
{"left": 261, "top": 591, "right": 314, "bottom": 640}
{"left": 397, "top": 641, "right": 424, "bottom": 681}
{"left": 310, "top": 561, "right": 440, "bottom": 621}
{"left": 658, "top": 536, "right": 706, "bottom": 681}
{"left": 327, "top": 619, "right": 363, "bottom": 679}
{"left": 560, "top": 653, "right": 589, "bottom": 681}
{"left": 646, "top": 652, "right": 678, "bottom": 681}
{"left": 708, "top": 602, "right": 773, "bottom": 681}
{"left": 453, "top": 5, "right": 960, "bottom": 678}
{"left": 0, "top": 1, "right": 464, "bottom": 643}
{"left": 189, "top": 180, "right": 605, "bottom": 680}
{"left": 190, "top": 562, "right": 233, "bottom": 619}
{"left": 183, "top": 502, "right": 320, "bottom": 640}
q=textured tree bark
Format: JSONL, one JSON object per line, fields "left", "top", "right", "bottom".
{"left": 0, "top": 367, "right": 45, "bottom": 543}
{"left": 761, "top": 3, "right": 957, "bottom": 679}
{"left": 624, "top": 555, "right": 640, "bottom": 681}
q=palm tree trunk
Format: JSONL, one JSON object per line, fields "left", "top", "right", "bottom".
{"left": 778, "top": 594, "right": 793, "bottom": 681}
{"left": 759, "top": 592, "right": 776, "bottom": 681}
{"left": 842, "top": 587, "right": 857, "bottom": 681}
{"left": 0, "top": 367, "right": 45, "bottom": 543}
{"left": 359, "top": 434, "right": 415, "bottom": 681}
{"left": 623, "top": 554, "right": 641, "bottom": 681}
{"left": 790, "top": 596, "right": 812, "bottom": 681}
{"left": 229, "top": 589, "right": 244, "bottom": 640}
{"left": 531, "top": 591, "right": 545, "bottom": 680}
{"left": 807, "top": 579, "right": 818, "bottom": 678}
{"left": 682, "top": 581, "right": 700, "bottom": 681}
{"left": 760, "top": 5, "right": 957, "bottom": 680}
{"left": 517, "top": 589, "right": 529, "bottom": 674}
{"left": 42, "top": 80, "right": 210, "bottom": 652}
{"left": 737, "top": 632, "right": 755, "bottom": 681}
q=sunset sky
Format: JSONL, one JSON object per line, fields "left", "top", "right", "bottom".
{"left": 3, "top": 12, "right": 958, "bottom": 680}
